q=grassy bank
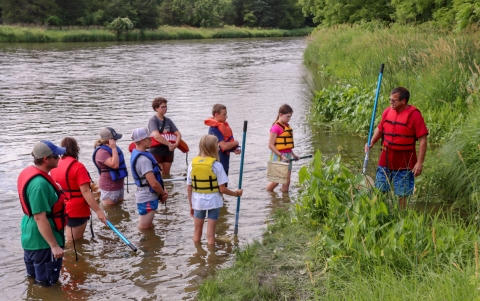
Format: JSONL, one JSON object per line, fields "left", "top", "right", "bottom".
{"left": 198, "top": 153, "right": 480, "bottom": 300}
{"left": 0, "top": 25, "right": 313, "bottom": 43}
{"left": 304, "top": 24, "right": 480, "bottom": 144}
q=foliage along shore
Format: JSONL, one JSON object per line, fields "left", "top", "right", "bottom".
{"left": 197, "top": 152, "right": 480, "bottom": 300}
{"left": 197, "top": 24, "right": 480, "bottom": 300}
{"left": 0, "top": 25, "right": 313, "bottom": 43}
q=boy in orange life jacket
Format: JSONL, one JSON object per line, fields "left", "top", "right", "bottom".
{"left": 204, "top": 104, "right": 241, "bottom": 176}
{"left": 17, "top": 140, "right": 66, "bottom": 286}
{"left": 365, "top": 87, "right": 428, "bottom": 209}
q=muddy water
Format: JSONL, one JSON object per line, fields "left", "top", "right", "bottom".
{"left": 0, "top": 38, "right": 369, "bottom": 300}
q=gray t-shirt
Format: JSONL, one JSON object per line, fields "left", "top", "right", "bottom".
{"left": 134, "top": 155, "right": 158, "bottom": 204}
{"left": 148, "top": 115, "right": 179, "bottom": 156}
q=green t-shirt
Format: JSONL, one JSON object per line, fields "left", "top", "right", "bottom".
{"left": 21, "top": 176, "right": 64, "bottom": 250}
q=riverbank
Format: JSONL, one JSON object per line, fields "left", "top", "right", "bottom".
{"left": 198, "top": 153, "right": 480, "bottom": 300}
{"left": 0, "top": 25, "right": 313, "bottom": 43}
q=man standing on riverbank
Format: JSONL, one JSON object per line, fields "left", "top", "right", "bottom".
{"left": 365, "top": 87, "right": 428, "bottom": 209}
{"left": 17, "top": 140, "right": 66, "bottom": 286}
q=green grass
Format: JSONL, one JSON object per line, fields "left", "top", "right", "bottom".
{"left": 304, "top": 23, "right": 480, "bottom": 143}
{"left": 198, "top": 153, "right": 480, "bottom": 300}
{"left": 0, "top": 25, "right": 313, "bottom": 43}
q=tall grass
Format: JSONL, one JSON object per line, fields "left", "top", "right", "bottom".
{"left": 305, "top": 24, "right": 480, "bottom": 143}
{"left": 0, "top": 25, "right": 313, "bottom": 43}
{"left": 420, "top": 80, "right": 480, "bottom": 210}
{"left": 198, "top": 152, "right": 480, "bottom": 300}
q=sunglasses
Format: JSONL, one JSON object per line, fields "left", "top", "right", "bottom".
{"left": 47, "top": 154, "right": 60, "bottom": 159}
{"left": 160, "top": 106, "right": 167, "bottom": 109}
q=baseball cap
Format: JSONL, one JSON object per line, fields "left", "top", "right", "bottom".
{"left": 131, "top": 127, "right": 153, "bottom": 142}
{"left": 31, "top": 140, "right": 66, "bottom": 159}
{"left": 100, "top": 127, "right": 123, "bottom": 140}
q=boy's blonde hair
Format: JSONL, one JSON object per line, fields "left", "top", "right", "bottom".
{"left": 198, "top": 135, "right": 220, "bottom": 161}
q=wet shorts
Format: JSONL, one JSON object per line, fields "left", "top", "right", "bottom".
{"left": 193, "top": 208, "right": 221, "bottom": 220}
{"left": 269, "top": 152, "right": 293, "bottom": 171}
{"left": 67, "top": 217, "right": 89, "bottom": 227}
{"left": 375, "top": 166, "right": 414, "bottom": 197}
{"left": 24, "top": 248, "right": 63, "bottom": 286}
{"left": 137, "top": 199, "right": 159, "bottom": 215}
{"left": 153, "top": 153, "right": 174, "bottom": 164}
{"left": 100, "top": 188, "right": 124, "bottom": 202}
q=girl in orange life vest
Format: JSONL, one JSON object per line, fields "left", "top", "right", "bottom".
{"left": 187, "top": 135, "right": 243, "bottom": 245}
{"left": 266, "top": 104, "right": 299, "bottom": 193}
{"left": 148, "top": 97, "right": 182, "bottom": 176}
{"left": 51, "top": 137, "right": 107, "bottom": 241}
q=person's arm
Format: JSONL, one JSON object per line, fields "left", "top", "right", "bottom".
{"left": 219, "top": 139, "right": 239, "bottom": 152}
{"left": 34, "top": 212, "right": 64, "bottom": 259}
{"left": 365, "top": 128, "right": 382, "bottom": 153}
{"left": 219, "top": 184, "right": 243, "bottom": 197}
{"left": 145, "top": 171, "right": 168, "bottom": 202}
{"left": 268, "top": 132, "right": 288, "bottom": 161}
{"left": 79, "top": 183, "right": 107, "bottom": 224}
{"left": 151, "top": 130, "right": 171, "bottom": 146}
{"left": 412, "top": 135, "right": 427, "bottom": 176}
{"left": 102, "top": 139, "right": 119, "bottom": 169}
{"left": 169, "top": 130, "right": 182, "bottom": 151}
{"left": 187, "top": 185, "right": 193, "bottom": 217}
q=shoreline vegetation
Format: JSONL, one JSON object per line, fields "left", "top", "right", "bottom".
{"left": 0, "top": 25, "right": 313, "bottom": 43}
{"left": 197, "top": 24, "right": 480, "bottom": 300}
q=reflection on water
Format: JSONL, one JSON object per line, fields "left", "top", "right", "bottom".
{"left": 0, "top": 37, "right": 376, "bottom": 300}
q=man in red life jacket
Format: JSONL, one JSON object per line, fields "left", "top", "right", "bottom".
{"left": 17, "top": 140, "right": 66, "bottom": 286}
{"left": 365, "top": 87, "right": 428, "bottom": 209}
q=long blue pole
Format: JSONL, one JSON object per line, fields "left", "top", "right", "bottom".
{"left": 106, "top": 220, "right": 137, "bottom": 252}
{"left": 363, "top": 63, "right": 384, "bottom": 175}
{"left": 234, "top": 120, "right": 247, "bottom": 235}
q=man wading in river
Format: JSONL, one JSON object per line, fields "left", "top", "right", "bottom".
{"left": 17, "top": 140, "right": 67, "bottom": 286}
{"left": 365, "top": 87, "right": 428, "bottom": 209}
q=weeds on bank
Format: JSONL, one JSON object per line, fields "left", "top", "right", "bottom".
{"left": 0, "top": 25, "right": 313, "bottom": 43}
{"left": 420, "top": 97, "right": 480, "bottom": 211}
{"left": 198, "top": 152, "right": 480, "bottom": 300}
{"left": 304, "top": 24, "right": 480, "bottom": 143}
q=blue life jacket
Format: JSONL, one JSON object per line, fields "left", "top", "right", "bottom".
{"left": 92, "top": 145, "right": 128, "bottom": 181}
{"left": 130, "top": 149, "right": 164, "bottom": 193}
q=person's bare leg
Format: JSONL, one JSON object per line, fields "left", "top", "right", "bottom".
{"left": 399, "top": 196, "right": 407, "bottom": 210}
{"left": 266, "top": 182, "right": 279, "bottom": 191}
{"left": 193, "top": 217, "right": 205, "bottom": 242}
{"left": 280, "top": 170, "right": 292, "bottom": 192}
{"left": 139, "top": 211, "right": 156, "bottom": 229}
{"left": 65, "top": 222, "right": 88, "bottom": 241}
{"left": 160, "top": 162, "right": 172, "bottom": 175}
{"left": 206, "top": 218, "right": 217, "bottom": 246}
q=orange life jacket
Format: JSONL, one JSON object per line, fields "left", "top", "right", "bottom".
{"left": 274, "top": 122, "right": 294, "bottom": 151}
{"left": 51, "top": 156, "right": 91, "bottom": 218}
{"left": 204, "top": 117, "right": 234, "bottom": 152}
{"left": 382, "top": 105, "right": 419, "bottom": 151}
{"left": 17, "top": 166, "right": 67, "bottom": 231}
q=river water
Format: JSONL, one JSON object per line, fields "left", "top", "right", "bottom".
{"left": 0, "top": 37, "right": 368, "bottom": 300}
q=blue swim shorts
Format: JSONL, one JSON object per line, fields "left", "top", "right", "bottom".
{"left": 137, "top": 199, "right": 159, "bottom": 215}
{"left": 375, "top": 166, "right": 414, "bottom": 197}
{"left": 193, "top": 208, "right": 221, "bottom": 220}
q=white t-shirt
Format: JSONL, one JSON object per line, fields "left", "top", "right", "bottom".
{"left": 187, "top": 160, "right": 228, "bottom": 210}
{"left": 134, "top": 155, "right": 158, "bottom": 204}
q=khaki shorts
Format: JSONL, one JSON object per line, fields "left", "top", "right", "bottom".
{"left": 100, "top": 188, "right": 124, "bottom": 202}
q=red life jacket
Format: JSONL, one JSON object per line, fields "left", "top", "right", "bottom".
{"left": 204, "top": 117, "right": 234, "bottom": 153}
{"left": 17, "top": 166, "right": 67, "bottom": 231}
{"left": 382, "top": 105, "right": 419, "bottom": 151}
{"left": 51, "top": 156, "right": 91, "bottom": 218}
